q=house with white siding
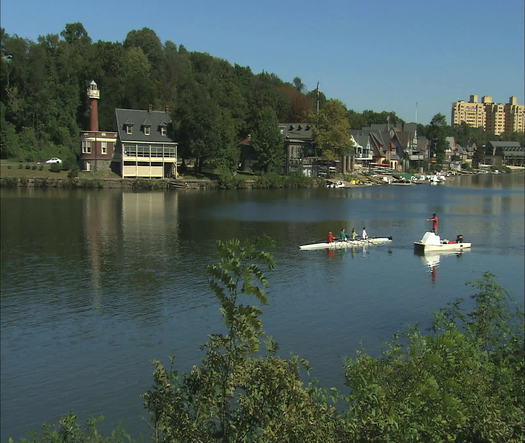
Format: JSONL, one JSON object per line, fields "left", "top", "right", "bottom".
{"left": 114, "top": 107, "right": 178, "bottom": 179}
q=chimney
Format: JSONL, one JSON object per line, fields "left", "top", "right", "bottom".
{"left": 164, "top": 105, "right": 169, "bottom": 113}
{"left": 148, "top": 104, "right": 153, "bottom": 112}
{"left": 87, "top": 80, "right": 100, "bottom": 131}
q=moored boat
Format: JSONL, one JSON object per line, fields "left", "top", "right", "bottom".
{"left": 413, "top": 232, "right": 471, "bottom": 252}
{"left": 300, "top": 237, "right": 392, "bottom": 250}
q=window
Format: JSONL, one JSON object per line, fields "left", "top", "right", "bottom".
{"left": 126, "top": 125, "right": 132, "bottom": 134}
{"left": 82, "top": 140, "right": 92, "bottom": 154}
{"left": 101, "top": 141, "right": 107, "bottom": 155}
{"left": 124, "top": 145, "right": 137, "bottom": 156}
{"left": 144, "top": 126, "right": 151, "bottom": 136}
{"left": 160, "top": 126, "right": 167, "bottom": 136}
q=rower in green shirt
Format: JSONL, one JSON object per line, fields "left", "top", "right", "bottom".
{"left": 340, "top": 228, "right": 347, "bottom": 241}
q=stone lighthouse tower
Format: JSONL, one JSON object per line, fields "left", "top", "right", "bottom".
{"left": 87, "top": 80, "right": 100, "bottom": 131}
{"left": 79, "top": 80, "right": 117, "bottom": 172}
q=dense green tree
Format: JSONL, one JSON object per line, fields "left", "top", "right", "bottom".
{"left": 497, "top": 130, "right": 525, "bottom": 144}
{"left": 60, "top": 22, "right": 91, "bottom": 45}
{"left": 342, "top": 272, "right": 524, "bottom": 441}
{"left": 313, "top": 99, "right": 354, "bottom": 160}
{"left": 347, "top": 109, "right": 404, "bottom": 129}
{"left": 425, "top": 113, "right": 449, "bottom": 164}
{"left": 123, "top": 27, "right": 164, "bottom": 71}
{"left": 215, "top": 110, "right": 241, "bottom": 172}
{"left": 249, "top": 107, "right": 284, "bottom": 173}
{"left": 120, "top": 47, "right": 155, "bottom": 109}
{"left": 175, "top": 80, "right": 224, "bottom": 171}
{"left": 292, "top": 76, "right": 305, "bottom": 92}
{"left": 451, "top": 121, "right": 488, "bottom": 148}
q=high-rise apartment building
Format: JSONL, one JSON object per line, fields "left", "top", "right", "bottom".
{"left": 451, "top": 94, "right": 486, "bottom": 128}
{"left": 505, "top": 96, "right": 525, "bottom": 134}
{"left": 451, "top": 95, "right": 524, "bottom": 135}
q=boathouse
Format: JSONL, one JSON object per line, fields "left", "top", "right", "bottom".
{"left": 114, "top": 107, "right": 178, "bottom": 179}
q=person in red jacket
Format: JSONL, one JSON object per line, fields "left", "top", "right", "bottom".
{"left": 426, "top": 213, "right": 439, "bottom": 233}
{"left": 328, "top": 232, "right": 335, "bottom": 243}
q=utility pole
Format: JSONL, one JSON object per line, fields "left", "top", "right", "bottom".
{"left": 316, "top": 81, "right": 320, "bottom": 116}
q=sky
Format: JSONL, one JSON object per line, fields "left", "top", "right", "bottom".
{"left": 1, "top": 0, "right": 524, "bottom": 125}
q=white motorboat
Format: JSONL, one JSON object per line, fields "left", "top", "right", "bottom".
{"left": 300, "top": 237, "right": 392, "bottom": 250}
{"left": 413, "top": 232, "right": 471, "bottom": 252}
{"left": 326, "top": 180, "right": 346, "bottom": 188}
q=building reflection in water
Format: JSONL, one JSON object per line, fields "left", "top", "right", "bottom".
{"left": 83, "top": 190, "right": 179, "bottom": 305}
{"left": 84, "top": 191, "right": 123, "bottom": 306}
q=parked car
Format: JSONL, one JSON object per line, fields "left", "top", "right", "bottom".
{"left": 45, "top": 157, "right": 62, "bottom": 164}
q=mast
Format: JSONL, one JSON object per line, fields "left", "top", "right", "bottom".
{"left": 316, "top": 81, "right": 320, "bottom": 116}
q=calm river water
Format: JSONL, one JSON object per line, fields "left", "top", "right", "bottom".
{"left": 1, "top": 174, "right": 524, "bottom": 440}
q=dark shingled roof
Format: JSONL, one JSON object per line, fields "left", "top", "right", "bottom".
{"left": 278, "top": 122, "right": 313, "bottom": 140}
{"left": 488, "top": 141, "right": 521, "bottom": 148}
{"left": 115, "top": 108, "right": 176, "bottom": 144}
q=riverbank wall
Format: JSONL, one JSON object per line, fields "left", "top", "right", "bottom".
{"left": 1, "top": 168, "right": 521, "bottom": 190}
{"left": 0, "top": 176, "right": 325, "bottom": 191}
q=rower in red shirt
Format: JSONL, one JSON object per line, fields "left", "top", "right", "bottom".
{"left": 327, "top": 232, "right": 335, "bottom": 243}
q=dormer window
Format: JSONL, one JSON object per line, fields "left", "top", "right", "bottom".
{"left": 160, "top": 125, "right": 167, "bottom": 136}
{"left": 144, "top": 126, "right": 151, "bottom": 136}
{"left": 125, "top": 124, "right": 133, "bottom": 135}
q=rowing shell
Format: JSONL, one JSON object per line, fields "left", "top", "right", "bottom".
{"left": 299, "top": 237, "right": 392, "bottom": 250}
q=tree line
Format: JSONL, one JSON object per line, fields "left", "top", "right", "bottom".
{"left": 0, "top": 23, "right": 396, "bottom": 172}
{"left": 1, "top": 23, "right": 523, "bottom": 174}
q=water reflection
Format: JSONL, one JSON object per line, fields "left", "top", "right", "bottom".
{"left": 84, "top": 192, "right": 123, "bottom": 306}
{"left": 1, "top": 174, "right": 523, "bottom": 441}
{"left": 325, "top": 245, "right": 371, "bottom": 259}
{"left": 414, "top": 250, "right": 468, "bottom": 284}
{"left": 82, "top": 191, "right": 180, "bottom": 306}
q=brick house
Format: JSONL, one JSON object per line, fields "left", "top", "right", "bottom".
{"left": 79, "top": 81, "right": 117, "bottom": 172}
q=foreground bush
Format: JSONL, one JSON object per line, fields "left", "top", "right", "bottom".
{"left": 340, "top": 272, "right": 524, "bottom": 441}
{"left": 15, "top": 413, "right": 131, "bottom": 443}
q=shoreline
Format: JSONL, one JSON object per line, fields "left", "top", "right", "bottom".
{"left": 0, "top": 167, "right": 522, "bottom": 191}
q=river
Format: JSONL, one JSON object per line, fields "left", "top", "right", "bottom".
{"left": 1, "top": 173, "right": 524, "bottom": 440}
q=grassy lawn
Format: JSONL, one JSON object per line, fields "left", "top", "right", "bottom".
{"left": 0, "top": 163, "right": 121, "bottom": 180}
